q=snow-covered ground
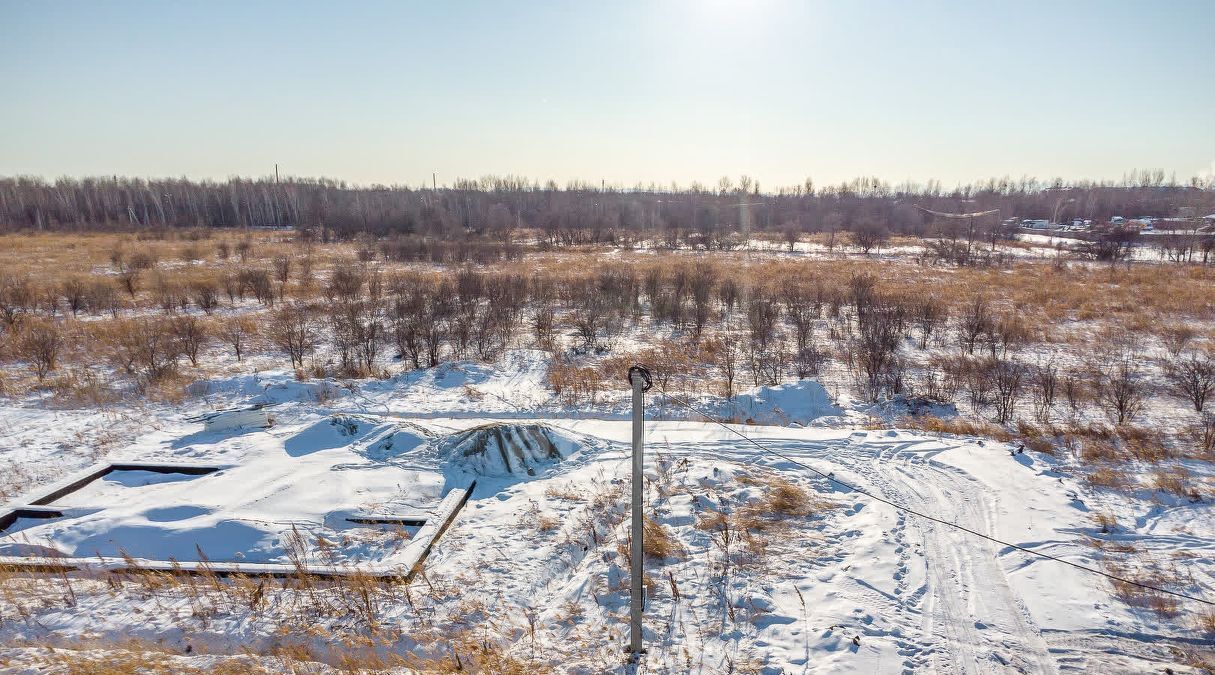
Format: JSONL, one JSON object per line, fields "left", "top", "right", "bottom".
{"left": 0, "top": 350, "right": 1212, "bottom": 673}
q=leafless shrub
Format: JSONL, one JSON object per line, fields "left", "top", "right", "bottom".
{"left": 61, "top": 276, "right": 88, "bottom": 317}
{"left": 1192, "top": 414, "right": 1215, "bottom": 458}
{"left": 703, "top": 331, "right": 741, "bottom": 399}
{"left": 152, "top": 273, "right": 187, "bottom": 314}
{"left": 235, "top": 237, "right": 253, "bottom": 262}
{"left": 331, "top": 300, "right": 385, "bottom": 376}
{"left": 0, "top": 273, "right": 35, "bottom": 328}
{"left": 269, "top": 304, "right": 319, "bottom": 369}
{"left": 852, "top": 221, "right": 889, "bottom": 254}
{"left": 99, "top": 317, "right": 184, "bottom": 385}
{"left": 1159, "top": 323, "right": 1197, "bottom": 358}
{"left": 1031, "top": 361, "right": 1058, "bottom": 421}
{"left": 170, "top": 315, "right": 208, "bottom": 368}
{"left": 1062, "top": 367, "right": 1086, "bottom": 416}
{"left": 990, "top": 312, "right": 1031, "bottom": 357}
{"left": 959, "top": 356, "right": 995, "bottom": 413}
{"left": 192, "top": 278, "right": 220, "bottom": 314}
{"left": 16, "top": 317, "right": 62, "bottom": 380}
{"left": 327, "top": 263, "right": 365, "bottom": 303}
{"left": 389, "top": 277, "right": 437, "bottom": 369}
{"left": 914, "top": 295, "right": 947, "bottom": 349}
{"left": 273, "top": 256, "right": 292, "bottom": 285}
{"left": 240, "top": 268, "right": 275, "bottom": 306}
{"left": 689, "top": 264, "right": 717, "bottom": 340}
{"left": 85, "top": 278, "right": 121, "bottom": 317}
{"left": 851, "top": 299, "right": 906, "bottom": 402}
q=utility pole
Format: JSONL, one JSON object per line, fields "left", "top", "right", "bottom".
{"left": 627, "top": 365, "right": 652, "bottom": 661}
{"left": 433, "top": 172, "right": 437, "bottom": 191}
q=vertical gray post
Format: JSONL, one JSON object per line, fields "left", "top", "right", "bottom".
{"left": 628, "top": 366, "right": 647, "bottom": 659}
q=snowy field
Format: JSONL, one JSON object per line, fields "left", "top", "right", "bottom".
{"left": 1, "top": 349, "right": 1211, "bottom": 673}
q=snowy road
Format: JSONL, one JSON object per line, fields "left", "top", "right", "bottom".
{"left": 555, "top": 420, "right": 1200, "bottom": 674}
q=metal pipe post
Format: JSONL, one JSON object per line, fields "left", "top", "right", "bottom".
{"left": 628, "top": 365, "right": 649, "bottom": 659}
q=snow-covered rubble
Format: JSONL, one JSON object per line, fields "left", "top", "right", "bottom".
{"left": 440, "top": 422, "right": 588, "bottom": 477}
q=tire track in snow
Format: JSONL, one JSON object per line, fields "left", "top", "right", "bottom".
{"left": 856, "top": 438, "right": 1058, "bottom": 674}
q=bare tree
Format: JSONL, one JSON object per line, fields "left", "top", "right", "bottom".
{"left": 219, "top": 315, "right": 258, "bottom": 362}
{"left": 1164, "top": 350, "right": 1215, "bottom": 412}
{"left": 782, "top": 225, "right": 800, "bottom": 252}
{"left": 991, "top": 358, "right": 1026, "bottom": 424}
{"left": 689, "top": 265, "right": 717, "bottom": 341}
{"left": 1092, "top": 356, "right": 1148, "bottom": 425}
{"left": 852, "top": 221, "right": 889, "bottom": 255}
{"left": 746, "top": 292, "right": 783, "bottom": 386}
{"left": 327, "top": 263, "right": 365, "bottom": 303}
{"left": 957, "top": 295, "right": 991, "bottom": 355}
{"left": 241, "top": 268, "right": 275, "bottom": 306}
{"left": 852, "top": 301, "right": 906, "bottom": 402}
{"left": 913, "top": 295, "right": 946, "bottom": 349}
{"left": 1194, "top": 413, "right": 1215, "bottom": 457}
{"left": 705, "top": 331, "right": 741, "bottom": 400}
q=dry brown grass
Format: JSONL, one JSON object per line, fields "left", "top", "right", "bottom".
{"left": 5, "top": 644, "right": 279, "bottom": 674}
{"left": 1086, "top": 468, "right": 1132, "bottom": 492}
{"left": 642, "top": 515, "right": 682, "bottom": 560}
{"left": 1151, "top": 468, "right": 1196, "bottom": 499}
{"left": 1119, "top": 426, "right": 1170, "bottom": 462}
{"left": 547, "top": 357, "right": 603, "bottom": 405}
{"left": 899, "top": 415, "right": 1013, "bottom": 442}
{"left": 1092, "top": 511, "right": 1119, "bottom": 533}
{"left": 1199, "top": 611, "right": 1215, "bottom": 637}
{"left": 542, "top": 483, "right": 584, "bottom": 501}
{"left": 735, "top": 474, "right": 827, "bottom": 522}
{"left": 1108, "top": 574, "right": 1182, "bottom": 618}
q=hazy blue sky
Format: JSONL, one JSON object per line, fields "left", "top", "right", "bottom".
{"left": 2, "top": 0, "right": 1213, "bottom": 188}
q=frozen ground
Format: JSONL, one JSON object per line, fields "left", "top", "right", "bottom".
{"left": 0, "top": 349, "right": 1212, "bottom": 673}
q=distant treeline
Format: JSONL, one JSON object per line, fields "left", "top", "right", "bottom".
{"left": 2, "top": 173, "right": 1211, "bottom": 242}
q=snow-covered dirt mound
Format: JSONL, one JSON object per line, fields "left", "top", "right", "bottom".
{"left": 359, "top": 421, "right": 432, "bottom": 461}
{"left": 441, "top": 423, "right": 586, "bottom": 477}
{"left": 713, "top": 379, "right": 844, "bottom": 425}
{"left": 283, "top": 414, "right": 430, "bottom": 460}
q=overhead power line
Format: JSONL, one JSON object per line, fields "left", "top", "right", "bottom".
{"left": 914, "top": 206, "right": 1000, "bottom": 219}
{"left": 651, "top": 386, "right": 1214, "bottom": 610}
